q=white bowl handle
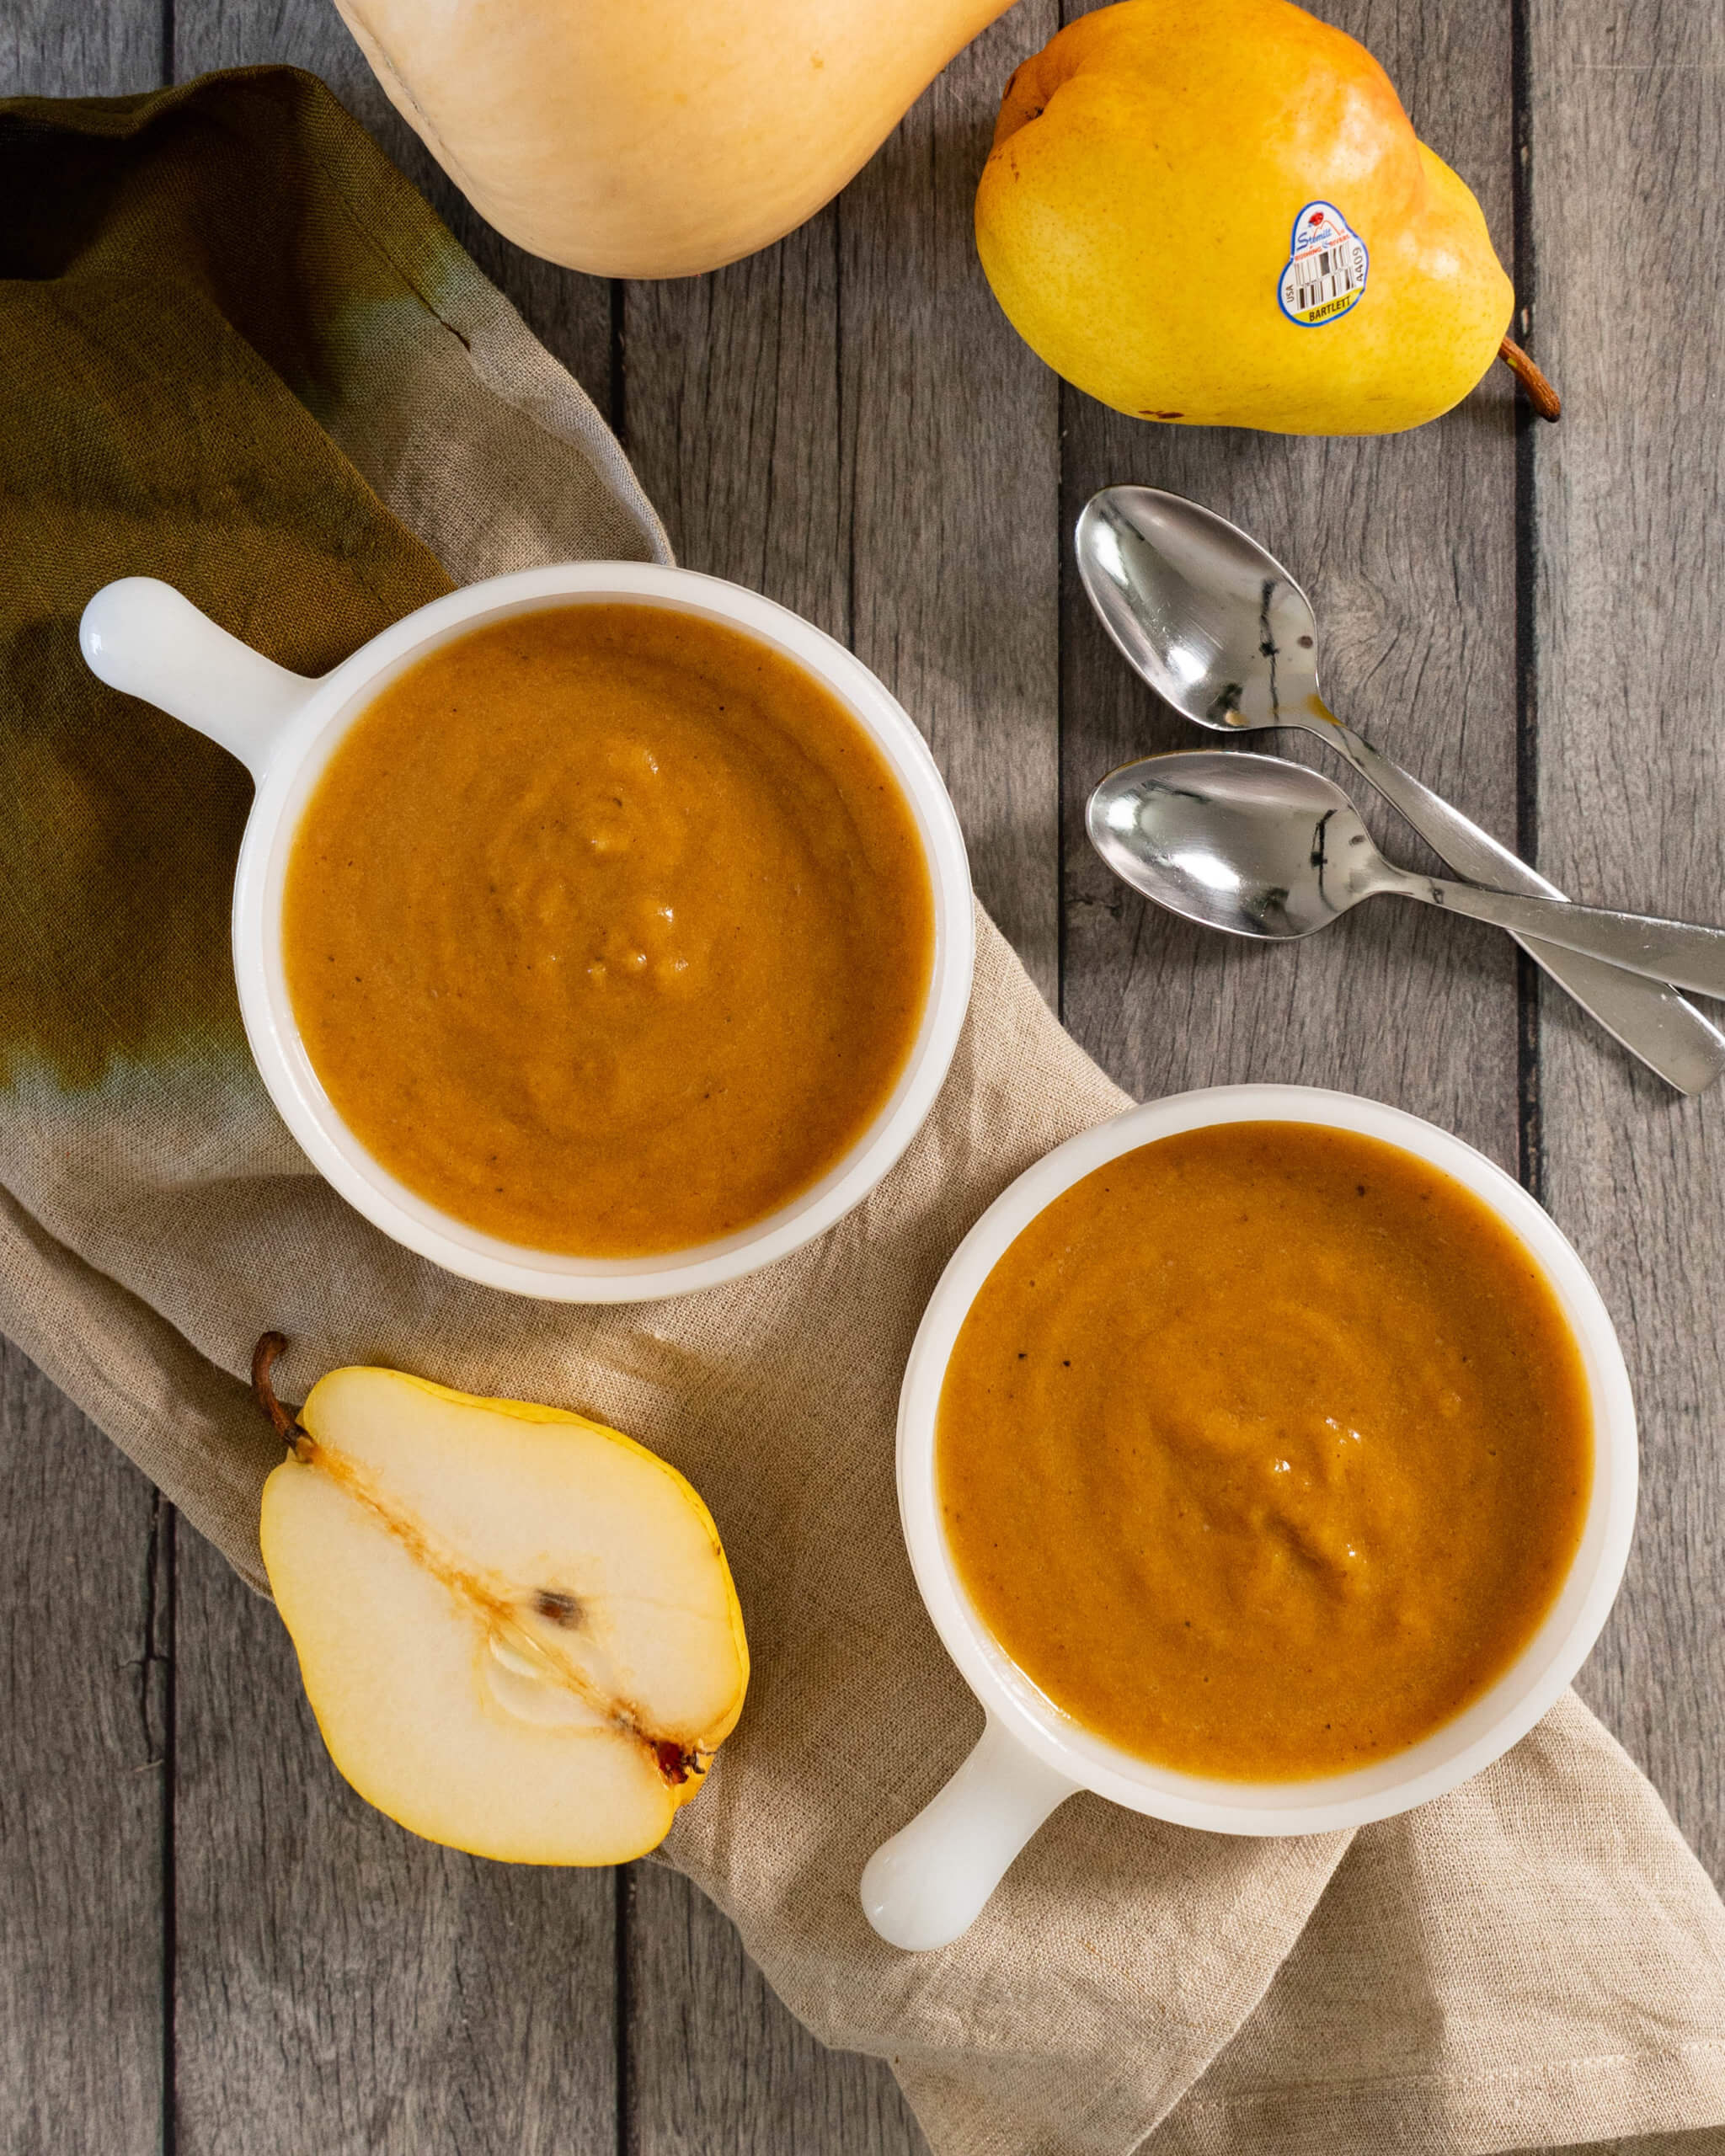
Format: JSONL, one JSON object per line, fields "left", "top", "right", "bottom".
{"left": 80, "top": 577, "right": 319, "bottom": 783}
{"left": 860, "top": 1714, "right": 1078, "bottom": 1951}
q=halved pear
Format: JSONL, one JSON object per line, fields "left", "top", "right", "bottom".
{"left": 255, "top": 1340, "right": 748, "bottom": 1864}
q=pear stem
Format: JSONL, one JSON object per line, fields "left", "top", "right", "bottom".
{"left": 251, "top": 1331, "right": 310, "bottom": 1455}
{"left": 1498, "top": 336, "right": 1561, "bottom": 421}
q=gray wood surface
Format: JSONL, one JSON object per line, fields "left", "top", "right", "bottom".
{"left": 1529, "top": 0, "right": 1725, "bottom": 1886}
{"left": 172, "top": 1517, "right": 619, "bottom": 2155}
{"left": 3, "top": 0, "right": 1722, "bottom": 2148}
{"left": 0, "top": 1341, "right": 164, "bottom": 2156}
{"left": 2, "top": 0, "right": 157, "bottom": 95}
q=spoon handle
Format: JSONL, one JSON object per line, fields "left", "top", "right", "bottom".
{"left": 1316, "top": 715, "right": 1725, "bottom": 1096}
{"left": 1402, "top": 876, "right": 1725, "bottom": 1002}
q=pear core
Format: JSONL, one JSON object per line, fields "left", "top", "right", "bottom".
{"left": 484, "top": 1636, "right": 612, "bottom": 1732}
{"left": 254, "top": 1337, "right": 747, "bottom": 1863}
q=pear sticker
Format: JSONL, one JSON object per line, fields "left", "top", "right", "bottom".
{"left": 1278, "top": 202, "right": 1369, "bottom": 327}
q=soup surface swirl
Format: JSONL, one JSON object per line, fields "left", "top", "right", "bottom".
{"left": 284, "top": 603, "right": 934, "bottom": 1255}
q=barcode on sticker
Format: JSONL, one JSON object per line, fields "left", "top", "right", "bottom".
{"left": 1290, "top": 245, "right": 1363, "bottom": 313}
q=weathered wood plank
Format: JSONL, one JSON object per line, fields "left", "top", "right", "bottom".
{"left": 3, "top": 20, "right": 172, "bottom": 2156}
{"left": 1059, "top": 0, "right": 1524, "bottom": 1175}
{"left": 843, "top": 4, "right": 1064, "bottom": 1002}
{"left": 0, "top": 1338, "right": 165, "bottom": 2156}
{"left": 622, "top": 208, "right": 846, "bottom": 635}
{"left": 618, "top": 10, "right": 1053, "bottom": 2142}
{"left": 616, "top": 168, "right": 927, "bottom": 2156}
{"left": 624, "top": 205, "right": 935, "bottom": 2146}
{"left": 1528, "top": 0, "right": 1725, "bottom": 1886}
{"left": 172, "top": 1523, "right": 620, "bottom": 2155}
{"left": 175, "top": 0, "right": 613, "bottom": 420}
{"left": 625, "top": 1865, "right": 931, "bottom": 2155}
{"left": 2, "top": 0, "right": 160, "bottom": 97}
{"left": 160, "top": 8, "right": 625, "bottom": 2148}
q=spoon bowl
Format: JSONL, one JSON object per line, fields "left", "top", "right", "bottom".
{"left": 1075, "top": 485, "right": 1322, "bottom": 731}
{"left": 1087, "top": 750, "right": 1377, "bottom": 940}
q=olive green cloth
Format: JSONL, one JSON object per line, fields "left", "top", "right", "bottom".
{"left": 3, "top": 69, "right": 1722, "bottom": 2156}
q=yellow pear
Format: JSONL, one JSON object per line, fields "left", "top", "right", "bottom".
{"left": 334, "top": 0, "right": 1016, "bottom": 277}
{"left": 975, "top": 0, "right": 1527, "bottom": 435}
{"left": 254, "top": 1337, "right": 747, "bottom": 1863}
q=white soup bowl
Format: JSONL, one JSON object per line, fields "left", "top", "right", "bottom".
{"left": 861, "top": 1084, "right": 1637, "bottom": 1950}
{"left": 80, "top": 565, "right": 974, "bottom": 1302}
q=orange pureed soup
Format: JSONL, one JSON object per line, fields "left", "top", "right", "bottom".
{"left": 282, "top": 604, "right": 934, "bottom": 1255}
{"left": 936, "top": 1123, "right": 1593, "bottom": 1780}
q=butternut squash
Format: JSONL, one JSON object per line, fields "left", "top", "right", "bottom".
{"left": 335, "top": 0, "right": 1017, "bottom": 278}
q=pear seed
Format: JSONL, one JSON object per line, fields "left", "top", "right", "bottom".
{"left": 654, "top": 1740, "right": 696, "bottom": 1786}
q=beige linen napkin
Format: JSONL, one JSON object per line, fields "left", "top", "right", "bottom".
{"left": 3, "top": 70, "right": 1723, "bottom": 2156}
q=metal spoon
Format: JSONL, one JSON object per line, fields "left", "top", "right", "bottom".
{"left": 1076, "top": 483, "right": 1725, "bottom": 1095}
{"left": 1090, "top": 750, "right": 1725, "bottom": 999}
